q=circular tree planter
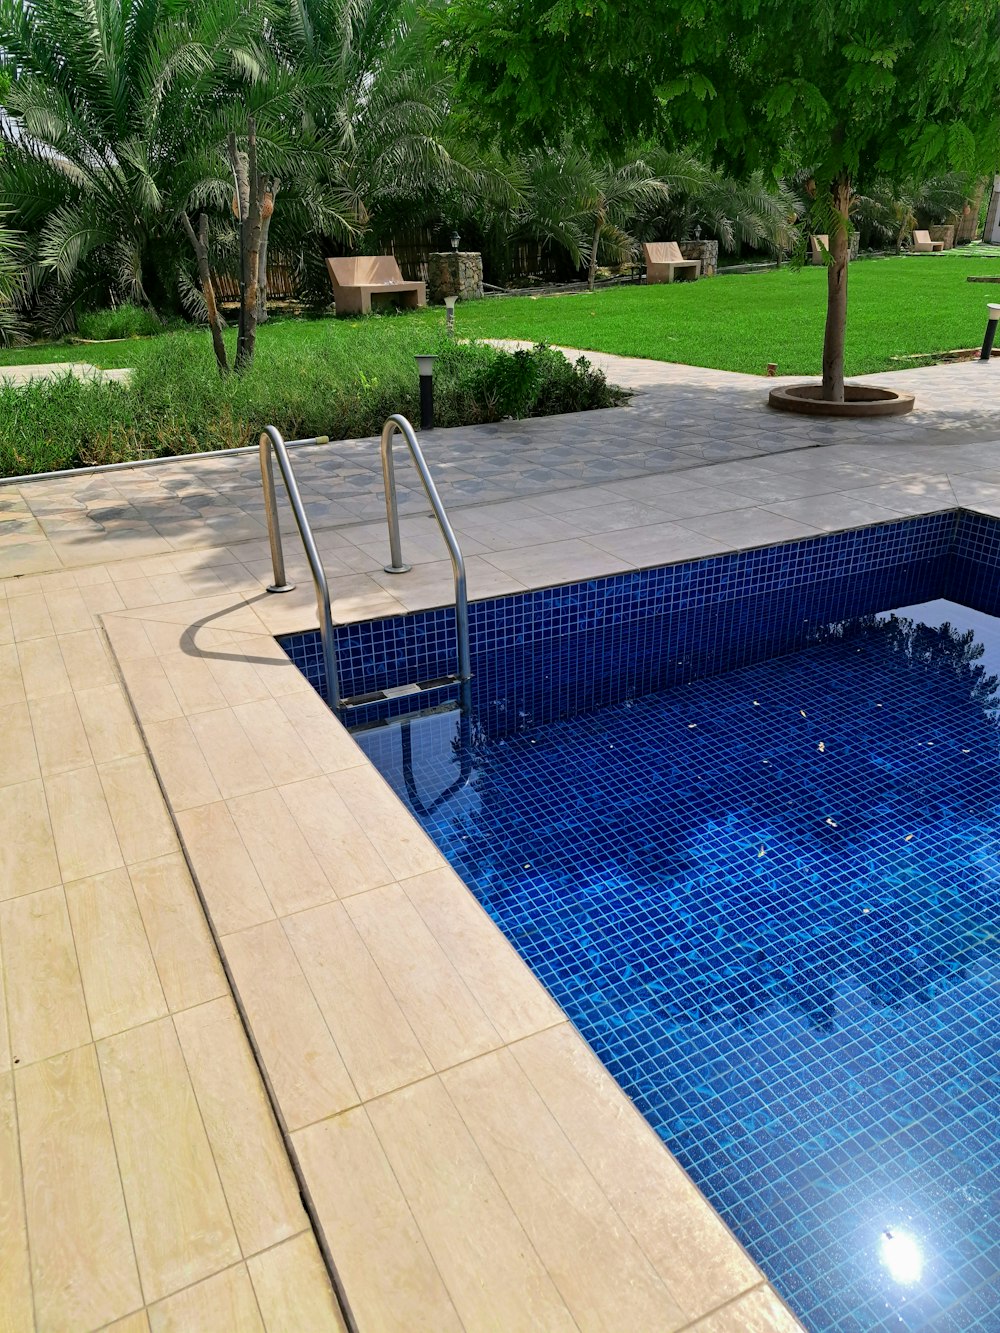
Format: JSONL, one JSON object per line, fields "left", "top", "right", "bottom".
{"left": 768, "top": 383, "right": 915, "bottom": 417}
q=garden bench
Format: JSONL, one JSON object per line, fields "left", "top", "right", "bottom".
{"left": 809, "top": 234, "right": 830, "bottom": 263}
{"left": 912, "top": 229, "right": 945, "bottom": 253}
{"left": 325, "top": 255, "right": 427, "bottom": 315}
{"left": 642, "top": 242, "right": 700, "bottom": 283}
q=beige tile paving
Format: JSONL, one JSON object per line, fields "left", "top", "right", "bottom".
{"left": 17, "top": 1044, "right": 142, "bottom": 1331}
{"left": 246, "top": 1233, "right": 348, "bottom": 1333}
{"left": 222, "top": 921, "right": 359, "bottom": 1129}
{"left": 65, "top": 867, "right": 168, "bottom": 1039}
{"left": 0, "top": 565, "right": 346, "bottom": 1333}
{"left": 293, "top": 1107, "right": 465, "bottom": 1333}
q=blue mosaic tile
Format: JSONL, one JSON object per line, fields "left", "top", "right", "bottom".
{"left": 279, "top": 510, "right": 1000, "bottom": 1332}
{"left": 354, "top": 601, "right": 1000, "bottom": 1332}
{"left": 281, "top": 511, "right": 955, "bottom": 727}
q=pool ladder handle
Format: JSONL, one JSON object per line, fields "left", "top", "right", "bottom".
{"left": 258, "top": 426, "right": 342, "bottom": 710}
{"left": 380, "top": 413, "right": 472, "bottom": 686}
{"left": 259, "top": 417, "right": 472, "bottom": 713}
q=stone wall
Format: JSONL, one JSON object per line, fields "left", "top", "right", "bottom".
{"left": 927, "top": 224, "right": 956, "bottom": 250}
{"left": 427, "top": 252, "right": 484, "bottom": 303}
{"left": 679, "top": 239, "right": 718, "bottom": 277}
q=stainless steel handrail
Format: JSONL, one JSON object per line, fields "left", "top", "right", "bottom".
{"left": 259, "top": 426, "right": 341, "bottom": 709}
{"left": 380, "top": 414, "right": 472, "bottom": 682}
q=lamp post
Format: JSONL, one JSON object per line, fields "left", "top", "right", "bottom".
{"left": 444, "top": 294, "right": 457, "bottom": 336}
{"left": 415, "top": 354, "right": 436, "bottom": 430}
{"left": 450, "top": 230, "right": 460, "bottom": 251}
{"left": 980, "top": 303, "right": 1000, "bottom": 362}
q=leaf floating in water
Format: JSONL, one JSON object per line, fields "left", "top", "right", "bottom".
{"left": 825, "top": 817, "right": 838, "bottom": 827}
{"left": 876, "top": 702, "right": 883, "bottom": 708}
{"left": 523, "top": 863, "right": 531, "bottom": 869}
{"left": 800, "top": 710, "right": 807, "bottom": 718}
{"left": 904, "top": 834, "right": 914, "bottom": 842}
{"left": 962, "top": 748, "right": 971, "bottom": 754}
{"left": 758, "top": 846, "right": 766, "bottom": 858}
{"left": 753, "top": 700, "right": 760, "bottom": 707}
{"left": 687, "top": 723, "right": 697, "bottom": 729}
{"left": 817, "top": 742, "right": 826, "bottom": 753}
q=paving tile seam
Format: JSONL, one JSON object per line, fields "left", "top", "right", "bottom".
{"left": 93, "top": 615, "right": 363, "bottom": 1333}
{"left": 81, "top": 1240, "right": 308, "bottom": 1333}
{"left": 671, "top": 1280, "right": 771, "bottom": 1331}
{"left": 245, "top": 1012, "right": 573, "bottom": 1129}
{"left": 432, "top": 1046, "right": 702, "bottom": 1331}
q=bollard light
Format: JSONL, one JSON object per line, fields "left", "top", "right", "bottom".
{"left": 445, "top": 294, "right": 457, "bottom": 336}
{"left": 415, "top": 354, "right": 436, "bottom": 430}
{"left": 980, "top": 303, "right": 1000, "bottom": 362}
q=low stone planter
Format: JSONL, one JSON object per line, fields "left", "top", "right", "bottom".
{"left": 768, "top": 383, "right": 915, "bottom": 417}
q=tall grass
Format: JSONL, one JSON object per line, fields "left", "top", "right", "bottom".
{"left": 75, "top": 303, "right": 166, "bottom": 340}
{"left": 0, "top": 316, "right": 626, "bottom": 477}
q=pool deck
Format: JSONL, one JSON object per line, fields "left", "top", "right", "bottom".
{"left": 4, "top": 353, "right": 1000, "bottom": 1332}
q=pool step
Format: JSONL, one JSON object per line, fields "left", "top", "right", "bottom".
{"left": 338, "top": 674, "right": 460, "bottom": 711}
{"left": 340, "top": 677, "right": 463, "bottom": 733}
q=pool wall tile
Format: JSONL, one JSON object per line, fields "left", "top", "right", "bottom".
{"left": 281, "top": 511, "right": 961, "bottom": 735}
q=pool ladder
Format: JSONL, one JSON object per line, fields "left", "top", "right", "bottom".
{"left": 259, "top": 415, "right": 472, "bottom": 712}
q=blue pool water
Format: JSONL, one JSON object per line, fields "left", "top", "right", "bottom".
{"left": 355, "top": 599, "right": 1000, "bottom": 1333}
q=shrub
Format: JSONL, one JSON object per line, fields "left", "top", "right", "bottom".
{"left": 0, "top": 318, "right": 629, "bottom": 476}
{"left": 75, "top": 304, "right": 165, "bottom": 341}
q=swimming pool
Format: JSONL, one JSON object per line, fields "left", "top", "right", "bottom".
{"left": 283, "top": 512, "right": 1000, "bottom": 1332}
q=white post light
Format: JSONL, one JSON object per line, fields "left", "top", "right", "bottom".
{"left": 445, "top": 294, "right": 457, "bottom": 336}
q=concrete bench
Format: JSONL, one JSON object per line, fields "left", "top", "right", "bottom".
{"left": 912, "top": 229, "right": 945, "bottom": 253}
{"left": 325, "top": 256, "right": 427, "bottom": 316}
{"left": 643, "top": 242, "right": 700, "bottom": 284}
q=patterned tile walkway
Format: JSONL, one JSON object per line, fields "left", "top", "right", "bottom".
{"left": 5, "top": 355, "right": 1000, "bottom": 580}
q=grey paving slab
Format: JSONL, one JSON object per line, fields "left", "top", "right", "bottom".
{"left": 4, "top": 348, "right": 1000, "bottom": 579}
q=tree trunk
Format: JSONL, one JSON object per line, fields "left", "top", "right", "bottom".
{"left": 821, "top": 176, "right": 851, "bottom": 403}
{"left": 255, "top": 179, "right": 279, "bottom": 323}
{"left": 180, "top": 210, "right": 229, "bottom": 374}
{"left": 228, "top": 118, "right": 264, "bottom": 372}
{"left": 587, "top": 219, "right": 602, "bottom": 292}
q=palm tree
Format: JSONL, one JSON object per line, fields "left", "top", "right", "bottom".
{"left": 851, "top": 174, "right": 971, "bottom": 252}
{"left": 0, "top": 0, "right": 269, "bottom": 326}
{"left": 276, "top": 0, "right": 498, "bottom": 275}
{"left": 639, "top": 151, "right": 798, "bottom": 259}
{"left": 583, "top": 157, "right": 671, "bottom": 291}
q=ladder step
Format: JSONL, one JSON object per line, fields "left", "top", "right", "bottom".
{"left": 347, "top": 698, "right": 461, "bottom": 735}
{"left": 338, "top": 675, "right": 460, "bottom": 711}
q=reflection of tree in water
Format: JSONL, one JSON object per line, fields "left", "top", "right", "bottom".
{"left": 830, "top": 611, "right": 1000, "bottom": 718}
{"left": 443, "top": 612, "right": 1000, "bottom": 1037}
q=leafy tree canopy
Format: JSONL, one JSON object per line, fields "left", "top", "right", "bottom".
{"left": 442, "top": 0, "right": 1000, "bottom": 186}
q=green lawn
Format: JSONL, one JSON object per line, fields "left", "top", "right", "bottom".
{"left": 452, "top": 253, "right": 1000, "bottom": 377}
